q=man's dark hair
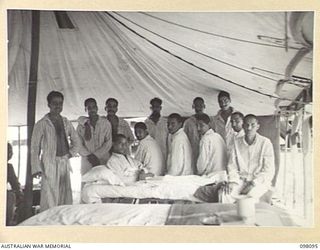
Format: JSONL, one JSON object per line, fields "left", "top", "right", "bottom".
{"left": 47, "top": 91, "right": 64, "bottom": 103}
{"left": 244, "top": 114, "right": 259, "bottom": 123}
{"left": 105, "top": 98, "right": 119, "bottom": 106}
{"left": 112, "top": 133, "right": 127, "bottom": 143}
{"left": 84, "top": 98, "right": 97, "bottom": 107}
{"left": 150, "top": 97, "right": 162, "bottom": 106}
{"left": 168, "top": 113, "right": 183, "bottom": 123}
{"left": 196, "top": 113, "right": 211, "bottom": 124}
{"left": 134, "top": 122, "right": 147, "bottom": 130}
{"left": 218, "top": 91, "right": 230, "bottom": 100}
{"left": 231, "top": 111, "right": 244, "bottom": 120}
{"left": 193, "top": 97, "right": 204, "bottom": 104}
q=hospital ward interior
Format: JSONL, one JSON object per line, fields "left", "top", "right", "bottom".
{"left": 6, "top": 11, "right": 313, "bottom": 227}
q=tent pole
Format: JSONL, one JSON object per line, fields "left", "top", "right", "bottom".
{"left": 18, "top": 126, "right": 21, "bottom": 178}
{"left": 19, "top": 10, "right": 40, "bottom": 222}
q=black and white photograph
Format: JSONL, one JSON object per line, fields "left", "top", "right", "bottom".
{"left": 6, "top": 10, "right": 314, "bottom": 229}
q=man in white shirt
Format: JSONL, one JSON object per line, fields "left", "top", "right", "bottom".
{"left": 184, "top": 97, "right": 206, "bottom": 170}
{"left": 228, "top": 111, "right": 245, "bottom": 156}
{"left": 134, "top": 122, "right": 164, "bottom": 176}
{"left": 196, "top": 113, "right": 227, "bottom": 175}
{"left": 166, "top": 113, "right": 194, "bottom": 175}
{"left": 145, "top": 98, "right": 168, "bottom": 161}
{"left": 211, "top": 91, "right": 236, "bottom": 147}
{"left": 220, "top": 114, "right": 275, "bottom": 203}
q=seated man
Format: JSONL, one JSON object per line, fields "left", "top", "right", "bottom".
{"left": 196, "top": 113, "right": 227, "bottom": 175}
{"left": 107, "top": 134, "right": 153, "bottom": 185}
{"left": 134, "top": 122, "right": 164, "bottom": 176}
{"left": 166, "top": 113, "right": 193, "bottom": 175}
{"left": 7, "top": 143, "right": 23, "bottom": 225}
{"left": 220, "top": 114, "right": 275, "bottom": 203}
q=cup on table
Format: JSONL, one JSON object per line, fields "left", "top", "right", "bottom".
{"left": 236, "top": 196, "right": 256, "bottom": 224}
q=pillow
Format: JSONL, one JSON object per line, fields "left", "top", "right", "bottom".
{"left": 82, "top": 165, "right": 125, "bottom": 186}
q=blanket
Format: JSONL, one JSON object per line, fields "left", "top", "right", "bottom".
{"left": 82, "top": 173, "right": 227, "bottom": 203}
{"left": 19, "top": 203, "right": 170, "bottom": 226}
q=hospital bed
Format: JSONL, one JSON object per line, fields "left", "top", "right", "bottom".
{"left": 81, "top": 174, "right": 225, "bottom": 204}
{"left": 19, "top": 202, "right": 298, "bottom": 226}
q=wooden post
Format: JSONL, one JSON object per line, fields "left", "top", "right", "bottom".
{"left": 18, "top": 10, "right": 40, "bottom": 222}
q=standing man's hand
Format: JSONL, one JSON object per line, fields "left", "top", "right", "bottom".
{"left": 87, "top": 154, "right": 100, "bottom": 167}
{"left": 240, "top": 181, "right": 255, "bottom": 195}
{"left": 138, "top": 170, "right": 154, "bottom": 181}
{"left": 220, "top": 181, "right": 238, "bottom": 195}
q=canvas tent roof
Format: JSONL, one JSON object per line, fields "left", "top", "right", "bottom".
{"left": 8, "top": 11, "right": 313, "bottom": 126}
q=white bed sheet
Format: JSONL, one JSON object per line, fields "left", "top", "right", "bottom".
{"left": 82, "top": 173, "right": 226, "bottom": 203}
{"left": 19, "top": 203, "right": 171, "bottom": 226}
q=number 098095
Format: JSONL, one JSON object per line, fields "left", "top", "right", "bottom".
{"left": 300, "top": 244, "right": 318, "bottom": 248}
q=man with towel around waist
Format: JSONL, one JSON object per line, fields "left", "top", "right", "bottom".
{"left": 31, "top": 91, "right": 80, "bottom": 211}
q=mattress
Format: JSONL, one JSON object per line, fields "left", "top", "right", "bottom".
{"left": 19, "top": 203, "right": 171, "bottom": 226}
{"left": 19, "top": 202, "right": 298, "bottom": 227}
{"left": 82, "top": 174, "right": 226, "bottom": 203}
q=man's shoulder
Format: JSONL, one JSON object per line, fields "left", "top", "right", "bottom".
{"left": 159, "top": 116, "right": 168, "bottom": 123}
{"left": 35, "top": 115, "right": 50, "bottom": 126}
{"left": 205, "top": 129, "right": 224, "bottom": 142}
{"left": 61, "top": 116, "right": 76, "bottom": 128}
{"left": 146, "top": 116, "right": 167, "bottom": 123}
{"left": 174, "top": 129, "right": 189, "bottom": 141}
{"left": 144, "top": 117, "right": 151, "bottom": 123}
{"left": 184, "top": 116, "right": 196, "bottom": 125}
{"left": 143, "top": 135, "right": 158, "bottom": 145}
{"left": 256, "top": 133, "right": 272, "bottom": 145}
{"left": 108, "top": 153, "right": 122, "bottom": 162}
{"left": 98, "top": 116, "right": 111, "bottom": 125}
{"left": 118, "top": 117, "right": 129, "bottom": 125}
{"left": 61, "top": 115, "right": 72, "bottom": 122}
{"left": 234, "top": 134, "right": 244, "bottom": 144}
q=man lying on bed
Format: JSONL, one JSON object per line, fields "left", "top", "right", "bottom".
{"left": 81, "top": 133, "right": 227, "bottom": 203}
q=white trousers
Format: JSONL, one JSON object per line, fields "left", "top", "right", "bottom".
{"left": 219, "top": 179, "right": 270, "bottom": 203}
{"left": 40, "top": 156, "right": 73, "bottom": 211}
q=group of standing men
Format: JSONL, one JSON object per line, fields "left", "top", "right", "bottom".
{"left": 31, "top": 90, "right": 275, "bottom": 212}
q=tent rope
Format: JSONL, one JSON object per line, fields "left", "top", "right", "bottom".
{"left": 106, "top": 12, "right": 311, "bottom": 105}
{"left": 139, "top": 12, "right": 301, "bottom": 50}
{"left": 112, "top": 11, "right": 277, "bottom": 82}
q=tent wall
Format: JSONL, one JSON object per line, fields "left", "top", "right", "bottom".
{"left": 8, "top": 11, "right": 313, "bottom": 126}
